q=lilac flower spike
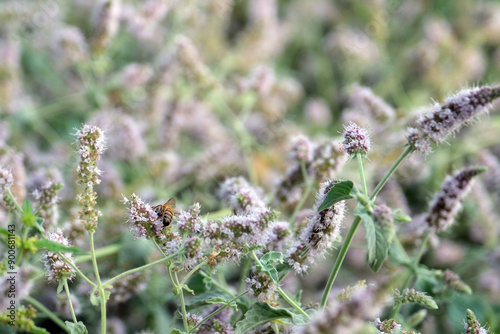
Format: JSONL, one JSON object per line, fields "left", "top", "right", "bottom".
{"left": 464, "top": 309, "right": 489, "bottom": 334}
{"left": 418, "top": 85, "right": 500, "bottom": 144}
{"left": 342, "top": 122, "right": 371, "bottom": 156}
{"left": 43, "top": 229, "right": 77, "bottom": 282}
{"left": 426, "top": 166, "right": 486, "bottom": 233}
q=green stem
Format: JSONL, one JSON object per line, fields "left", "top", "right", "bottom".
{"left": 290, "top": 163, "right": 316, "bottom": 224}
{"left": 357, "top": 154, "right": 368, "bottom": 196}
{"left": 24, "top": 296, "right": 69, "bottom": 333}
{"left": 320, "top": 146, "right": 415, "bottom": 309}
{"left": 103, "top": 250, "right": 181, "bottom": 287}
{"left": 89, "top": 232, "right": 106, "bottom": 334}
{"left": 389, "top": 233, "right": 430, "bottom": 318}
{"left": 320, "top": 217, "right": 361, "bottom": 308}
{"left": 6, "top": 189, "right": 23, "bottom": 214}
{"left": 181, "top": 259, "right": 209, "bottom": 285}
{"left": 238, "top": 258, "right": 253, "bottom": 293}
{"left": 63, "top": 278, "right": 78, "bottom": 324}
{"left": 250, "top": 251, "right": 310, "bottom": 319}
{"left": 188, "top": 290, "right": 249, "bottom": 333}
{"left": 200, "top": 271, "right": 236, "bottom": 297}
{"left": 175, "top": 272, "right": 189, "bottom": 332}
{"left": 75, "top": 243, "right": 121, "bottom": 263}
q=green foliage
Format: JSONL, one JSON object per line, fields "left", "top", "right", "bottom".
{"left": 317, "top": 180, "right": 358, "bottom": 212}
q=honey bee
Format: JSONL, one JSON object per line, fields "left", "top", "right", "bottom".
{"left": 152, "top": 198, "right": 177, "bottom": 227}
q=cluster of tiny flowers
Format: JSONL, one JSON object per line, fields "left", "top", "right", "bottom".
{"left": 426, "top": 166, "right": 485, "bottom": 233}
{"left": 347, "top": 84, "right": 396, "bottom": 123}
{"left": 75, "top": 124, "right": 106, "bottom": 232}
{"left": 298, "top": 285, "right": 379, "bottom": 334}
{"left": 246, "top": 272, "right": 278, "bottom": 305}
{"left": 464, "top": 309, "right": 489, "bottom": 334}
{"left": 373, "top": 204, "right": 395, "bottom": 244}
{"left": 374, "top": 318, "right": 401, "bottom": 334}
{"left": 0, "top": 166, "right": 13, "bottom": 194}
{"left": 393, "top": 288, "right": 438, "bottom": 309}
{"left": 176, "top": 35, "right": 217, "bottom": 89}
{"left": 33, "top": 181, "right": 63, "bottom": 229}
{"left": 289, "top": 134, "right": 315, "bottom": 164}
{"left": 196, "top": 305, "right": 235, "bottom": 334}
{"left": 107, "top": 272, "right": 146, "bottom": 306}
{"left": 438, "top": 269, "right": 472, "bottom": 294}
{"left": 219, "top": 176, "right": 266, "bottom": 213}
{"left": 123, "top": 193, "right": 163, "bottom": 240}
{"left": 43, "top": 229, "right": 76, "bottom": 282}
{"left": 265, "top": 221, "right": 292, "bottom": 253}
{"left": 311, "top": 141, "right": 348, "bottom": 180}
{"left": 287, "top": 180, "right": 346, "bottom": 274}
{"left": 406, "top": 127, "right": 432, "bottom": 156}
{"left": 177, "top": 203, "right": 202, "bottom": 233}
{"left": 182, "top": 235, "right": 204, "bottom": 270}
{"left": 91, "top": 0, "right": 120, "bottom": 53}
{"left": 417, "top": 85, "right": 500, "bottom": 144}
{"left": 342, "top": 122, "right": 371, "bottom": 156}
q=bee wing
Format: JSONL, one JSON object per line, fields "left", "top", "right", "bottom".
{"left": 166, "top": 197, "right": 176, "bottom": 209}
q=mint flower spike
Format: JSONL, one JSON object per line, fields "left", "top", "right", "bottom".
{"left": 0, "top": 167, "right": 14, "bottom": 194}
{"left": 342, "top": 121, "right": 371, "bottom": 156}
{"left": 43, "top": 229, "right": 77, "bottom": 282}
{"left": 464, "top": 309, "right": 489, "bottom": 334}
{"left": 417, "top": 85, "right": 500, "bottom": 144}
{"left": 425, "top": 166, "right": 486, "bottom": 233}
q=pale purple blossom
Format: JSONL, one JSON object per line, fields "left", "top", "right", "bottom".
{"left": 342, "top": 122, "right": 371, "bottom": 156}
{"left": 0, "top": 167, "right": 13, "bottom": 194}
{"left": 43, "top": 229, "right": 76, "bottom": 282}
{"left": 219, "top": 177, "right": 266, "bottom": 214}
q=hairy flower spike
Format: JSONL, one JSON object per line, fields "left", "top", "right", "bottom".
{"left": 33, "top": 181, "right": 64, "bottom": 229}
{"left": 418, "top": 85, "right": 500, "bottom": 144}
{"left": 439, "top": 269, "right": 472, "bottom": 295}
{"left": 76, "top": 124, "right": 106, "bottom": 232}
{"left": 0, "top": 167, "right": 13, "bottom": 194}
{"left": 124, "top": 193, "right": 162, "bottom": 239}
{"left": 426, "top": 166, "right": 486, "bottom": 233}
{"left": 407, "top": 127, "right": 432, "bottom": 156}
{"left": 394, "top": 288, "right": 438, "bottom": 309}
{"left": 464, "top": 309, "right": 489, "bottom": 334}
{"left": 342, "top": 122, "right": 371, "bottom": 156}
{"left": 219, "top": 177, "right": 266, "bottom": 214}
{"left": 177, "top": 203, "right": 201, "bottom": 233}
{"left": 43, "top": 229, "right": 76, "bottom": 282}
{"left": 374, "top": 318, "right": 401, "bottom": 334}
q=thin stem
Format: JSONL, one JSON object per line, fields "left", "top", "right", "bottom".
{"left": 238, "top": 258, "right": 253, "bottom": 293}
{"left": 24, "top": 296, "right": 69, "bottom": 333}
{"left": 75, "top": 243, "right": 121, "bottom": 263}
{"left": 175, "top": 272, "right": 189, "bottom": 332}
{"left": 188, "top": 290, "right": 249, "bottom": 334}
{"left": 104, "top": 250, "right": 181, "bottom": 287}
{"left": 290, "top": 162, "right": 316, "bottom": 224}
{"left": 250, "top": 251, "right": 310, "bottom": 319}
{"left": 357, "top": 154, "right": 368, "bottom": 196}
{"left": 320, "top": 217, "right": 361, "bottom": 308}
{"left": 389, "top": 233, "right": 430, "bottom": 318}
{"left": 320, "top": 146, "right": 415, "bottom": 309}
{"left": 181, "top": 259, "right": 209, "bottom": 285}
{"left": 89, "top": 232, "right": 106, "bottom": 334}
{"left": 6, "top": 189, "right": 23, "bottom": 214}
{"left": 200, "top": 271, "right": 236, "bottom": 297}
{"left": 63, "top": 278, "right": 78, "bottom": 324}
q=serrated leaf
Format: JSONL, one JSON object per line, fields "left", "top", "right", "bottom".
{"left": 35, "top": 239, "right": 87, "bottom": 255}
{"left": 235, "top": 303, "right": 311, "bottom": 334}
{"left": 66, "top": 321, "right": 88, "bottom": 334}
{"left": 258, "top": 252, "right": 284, "bottom": 284}
{"left": 317, "top": 180, "right": 358, "bottom": 212}
{"left": 355, "top": 204, "right": 390, "bottom": 272}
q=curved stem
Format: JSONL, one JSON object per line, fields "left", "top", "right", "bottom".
{"left": 389, "top": 232, "right": 430, "bottom": 318}
{"left": 24, "top": 296, "right": 69, "bottom": 333}
{"left": 63, "top": 278, "right": 78, "bottom": 324}
{"left": 320, "top": 146, "right": 415, "bottom": 309}
{"left": 57, "top": 251, "right": 96, "bottom": 288}
{"left": 200, "top": 271, "right": 236, "bottom": 297}
{"left": 181, "top": 259, "right": 208, "bottom": 285}
{"left": 175, "top": 271, "right": 189, "bottom": 332}
{"left": 6, "top": 189, "right": 23, "bottom": 215}
{"left": 89, "top": 232, "right": 106, "bottom": 334}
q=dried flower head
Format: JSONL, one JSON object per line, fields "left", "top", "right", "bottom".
{"left": 426, "top": 166, "right": 486, "bottom": 233}
{"left": 342, "top": 122, "right": 371, "bottom": 156}
{"left": 417, "top": 85, "right": 500, "bottom": 144}
{"left": 43, "top": 229, "right": 76, "bottom": 282}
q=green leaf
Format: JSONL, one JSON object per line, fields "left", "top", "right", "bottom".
{"left": 206, "top": 297, "right": 238, "bottom": 310}
{"left": 66, "top": 321, "right": 88, "bottom": 334}
{"left": 170, "top": 330, "right": 183, "bottom": 334}
{"left": 355, "top": 204, "right": 390, "bottom": 272}
{"left": 57, "top": 280, "right": 64, "bottom": 294}
{"left": 235, "top": 303, "right": 312, "bottom": 334}
{"left": 35, "top": 239, "right": 87, "bottom": 255}
{"left": 21, "top": 199, "right": 36, "bottom": 227}
{"left": 0, "top": 226, "right": 10, "bottom": 237}
{"left": 258, "top": 252, "right": 284, "bottom": 284}
{"left": 317, "top": 180, "right": 358, "bottom": 212}
{"left": 186, "top": 290, "right": 234, "bottom": 311}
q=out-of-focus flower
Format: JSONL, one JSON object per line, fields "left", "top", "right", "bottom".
{"left": 49, "top": 26, "right": 88, "bottom": 64}
{"left": 374, "top": 318, "right": 401, "bottom": 334}
{"left": 91, "top": 0, "right": 121, "bottom": 53}
{"left": 76, "top": 124, "right": 106, "bottom": 232}
{"left": 304, "top": 98, "right": 332, "bottom": 126}
{"left": 33, "top": 180, "right": 63, "bottom": 230}
{"left": 43, "top": 229, "right": 77, "bottom": 282}
{"left": 425, "top": 166, "right": 485, "bottom": 233}
{"left": 407, "top": 127, "right": 432, "bottom": 156}
{"left": 219, "top": 176, "right": 266, "bottom": 214}
{"left": 107, "top": 272, "right": 146, "bottom": 306}
{"left": 393, "top": 288, "right": 438, "bottom": 309}
{"left": 176, "top": 35, "right": 218, "bottom": 89}
{"left": 347, "top": 84, "right": 396, "bottom": 123}
{"left": 417, "top": 86, "right": 500, "bottom": 144}
{"left": 56, "top": 293, "right": 81, "bottom": 318}
{"left": 0, "top": 166, "right": 13, "bottom": 194}
{"left": 247, "top": 272, "right": 278, "bottom": 305}
{"left": 342, "top": 122, "right": 371, "bottom": 156}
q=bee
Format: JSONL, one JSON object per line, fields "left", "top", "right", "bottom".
{"left": 152, "top": 198, "right": 177, "bottom": 228}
